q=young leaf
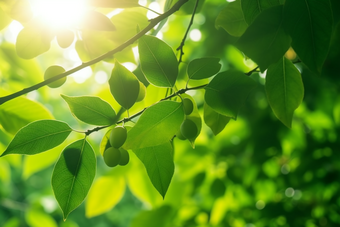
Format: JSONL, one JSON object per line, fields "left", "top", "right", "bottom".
{"left": 235, "top": 5, "right": 291, "bottom": 71}
{"left": 215, "top": 1, "right": 248, "bottom": 37}
{"left": 124, "top": 101, "right": 184, "bottom": 150}
{"left": 109, "top": 60, "right": 140, "bottom": 110}
{"left": 241, "top": 0, "right": 284, "bottom": 25}
{"left": 61, "top": 95, "right": 117, "bottom": 126}
{"left": 52, "top": 139, "right": 96, "bottom": 220}
{"left": 138, "top": 35, "right": 178, "bottom": 87}
{"left": 86, "top": 175, "right": 125, "bottom": 218}
{"left": 1, "top": 120, "right": 72, "bottom": 157}
{"left": 205, "top": 70, "right": 257, "bottom": 119}
{"left": 265, "top": 57, "right": 304, "bottom": 128}
{"left": 134, "top": 142, "right": 174, "bottom": 198}
{"left": 81, "top": 10, "right": 116, "bottom": 31}
{"left": 284, "top": 0, "right": 333, "bottom": 74}
{"left": 204, "top": 103, "right": 231, "bottom": 136}
{"left": 187, "top": 57, "right": 221, "bottom": 80}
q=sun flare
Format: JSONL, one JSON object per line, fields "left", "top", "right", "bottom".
{"left": 30, "top": 0, "right": 88, "bottom": 29}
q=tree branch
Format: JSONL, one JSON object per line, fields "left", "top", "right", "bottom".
{"left": 176, "top": 0, "right": 200, "bottom": 63}
{"left": 0, "top": 0, "right": 189, "bottom": 106}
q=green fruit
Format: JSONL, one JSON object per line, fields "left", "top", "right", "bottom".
{"left": 136, "top": 82, "right": 146, "bottom": 102}
{"left": 119, "top": 149, "right": 130, "bottom": 166}
{"left": 176, "top": 129, "right": 186, "bottom": 140}
{"left": 103, "top": 147, "right": 121, "bottom": 167}
{"left": 183, "top": 98, "right": 194, "bottom": 115}
{"left": 109, "top": 126, "right": 127, "bottom": 148}
{"left": 56, "top": 29, "right": 75, "bottom": 48}
{"left": 44, "top": 65, "right": 66, "bottom": 88}
{"left": 180, "top": 119, "right": 198, "bottom": 140}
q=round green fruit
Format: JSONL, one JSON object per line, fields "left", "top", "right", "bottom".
{"left": 103, "top": 147, "right": 121, "bottom": 167}
{"left": 109, "top": 126, "right": 127, "bottom": 148}
{"left": 44, "top": 65, "right": 66, "bottom": 88}
{"left": 183, "top": 98, "right": 194, "bottom": 115}
{"left": 180, "top": 119, "right": 198, "bottom": 140}
{"left": 119, "top": 149, "right": 130, "bottom": 166}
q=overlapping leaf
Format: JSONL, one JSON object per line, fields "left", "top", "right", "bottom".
{"left": 138, "top": 35, "right": 178, "bottom": 87}
{"left": 52, "top": 139, "right": 96, "bottom": 220}
{"left": 241, "top": 0, "right": 284, "bottom": 24}
{"left": 205, "top": 70, "right": 257, "bottom": 119}
{"left": 61, "top": 95, "right": 116, "bottom": 126}
{"left": 284, "top": 0, "right": 333, "bottom": 74}
{"left": 187, "top": 58, "right": 221, "bottom": 80}
{"left": 1, "top": 120, "right": 72, "bottom": 156}
{"left": 124, "top": 101, "right": 184, "bottom": 150}
{"left": 204, "top": 103, "right": 231, "bottom": 136}
{"left": 265, "top": 57, "right": 304, "bottom": 128}
{"left": 235, "top": 5, "right": 291, "bottom": 71}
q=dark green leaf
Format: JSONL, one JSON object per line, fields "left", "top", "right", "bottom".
{"left": 215, "top": 1, "right": 248, "bottom": 37}
{"left": 134, "top": 142, "right": 174, "bottom": 198}
{"left": 284, "top": 0, "right": 333, "bottom": 74}
{"left": 241, "top": 0, "right": 284, "bottom": 24}
{"left": 81, "top": 10, "right": 116, "bottom": 31}
{"left": 109, "top": 60, "right": 140, "bottom": 109}
{"left": 124, "top": 101, "right": 184, "bottom": 150}
{"left": 205, "top": 70, "right": 257, "bottom": 119}
{"left": 61, "top": 95, "right": 116, "bottom": 126}
{"left": 204, "top": 102, "right": 231, "bottom": 136}
{"left": 1, "top": 120, "right": 72, "bottom": 157}
{"left": 235, "top": 5, "right": 291, "bottom": 71}
{"left": 52, "top": 139, "right": 96, "bottom": 220}
{"left": 187, "top": 57, "right": 221, "bottom": 80}
{"left": 265, "top": 57, "right": 304, "bottom": 128}
{"left": 138, "top": 35, "right": 178, "bottom": 87}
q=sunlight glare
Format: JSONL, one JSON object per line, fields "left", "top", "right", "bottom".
{"left": 30, "top": 0, "right": 88, "bottom": 29}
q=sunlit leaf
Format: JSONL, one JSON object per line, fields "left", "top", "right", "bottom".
{"left": 0, "top": 6, "right": 12, "bottom": 31}
{"left": 25, "top": 209, "right": 58, "bottom": 227}
{"left": 86, "top": 175, "right": 125, "bottom": 218}
{"left": 1, "top": 120, "right": 72, "bottom": 157}
{"left": 52, "top": 139, "right": 96, "bottom": 220}
{"left": 81, "top": 10, "right": 116, "bottom": 31}
{"left": 61, "top": 95, "right": 117, "bottom": 126}
{"left": 241, "top": 0, "right": 284, "bottom": 24}
{"left": 134, "top": 142, "right": 174, "bottom": 198}
{"left": 10, "top": 0, "right": 33, "bottom": 23}
{"left": 89, "top": 0, "right": 139, "bottom": 8}
{"left": 205, "top": 70, "right": 257, "bottom": 119}
{"left": 187, "top": 57, "right": 221, "bottom": 80}
{"left": 204, "top": 102, "right": 230, "bottom": 136}
{"left": 0, "top": 96, "right": 53, "bottom": 134}
{"left": 265, "top": 57, "right": 304, "bottom": 128}
{"left": 284, "top": 0, "right": 333, "bottom": 74}
{"left": 124, "top": 101, "right": 184, "bottom": 150}
{"left": 56, "top": 29, "right": 74, "bottom": 48}
{"left": 138, "top": 35, "right": 178, "bottom": 87}
{"left": 215, "top": 1, "right": 248, "bottom": 37}
{"left": 235, "top": 5, "right": 291, "bottom": 71}
{"left": 109, "top": 60, "right": 140, "bottom": 110}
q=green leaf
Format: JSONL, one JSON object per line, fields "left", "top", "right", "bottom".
{"left": 265, "top": 57, "right": 304, "bottom": 128}
{"left": 134, "top": 142, "right": 174, "bottom": 198}
{"left": 187, "top": 57, "right": 221, "bottom": 80}
{"left": 235, "top": 5, "right": 291, "bottom": 71}
{"left": 25, "top": 209, "right": 58, "bottom": 227}
{"left": 215, "top": 1, "right": 248, "bottom": 37}
{"left": 205, "top": 70, "right": 257, "bottom": 119}
{"left": 124, "top": 101, "right": 184, "bottom": 150}
{"left": 109, "top": 60, "right": 140, "bottom": 109}
{"left": 52, "top": 139, "right": 96, "bottom": 220}
{"left": 16, "top": 19, "right": 53, "bottom": 59}
{"left": 138, "top": 35, "right": 178, "bottom": 87}
{"left": 61, "top": 95, "right": 117, "bottom": 126}
{"left": 130, "top": 205, "right": 174, "bottom": 227}
{"left": 0, "top": 6, "right": 12, "bottom": 31}
{"left": 241, "top": 0, "right": 284, "bottom": 25}
{"left": 284, "top": 0, "right": 333, "bottom": 74}
{"left": 88, "top": 0, "right": 139, "bottom": 8}
{"left": 10, "top": 0, "right": 33, "bottom": 23}
{"left": 86, "top": 175, "right": 125, "bottom": 218}
{"left": 0, "top": 96, "right": 53, "bottom": 135}
{"left": 81, "top": 10, "right": 116, "bottom": 31}
{"left": 204, "top": 102, "right": 231, "bottom": 136}
{"left": 1, "top": 120, "right": 72, "bottom": 157}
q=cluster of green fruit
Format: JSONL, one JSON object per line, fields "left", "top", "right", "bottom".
{"left": 103, "top": 126, "right": 130, "bottom": 167}
{"left": 177, "top": 97, "right": 199, "bottom": 141}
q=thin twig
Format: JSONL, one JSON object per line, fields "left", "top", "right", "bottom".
{"left": 176, "top": 0, "right": 200, "bottom": 63}
{"left": 0, "top": 0, "right": 189, "bottom": 106}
